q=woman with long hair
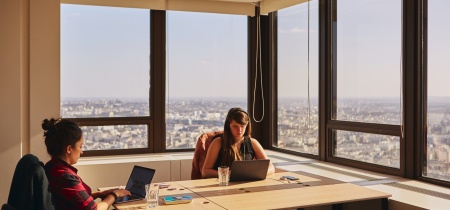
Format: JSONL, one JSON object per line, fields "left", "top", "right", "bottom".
{"left": 202, "top": 107, "right": 275, "bottom": 178}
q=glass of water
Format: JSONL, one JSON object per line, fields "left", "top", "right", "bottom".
{"left": 218, "top": 166, "right": 230, "bottom": 186}
{"left": 145, "top": 184, "right": 159, "bottom": 209}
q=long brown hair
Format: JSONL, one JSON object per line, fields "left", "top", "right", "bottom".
{"left": 220, "top": 107, "right": 252, "bottom": 166}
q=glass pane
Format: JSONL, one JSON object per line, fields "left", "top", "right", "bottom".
{"left": 425, "top": 0, "right": 450, "bottom": 182}
{"left": 60, "top": 5, "right": 150, "bottom": 118}
{"left": 333, "top": 130, "right": 400, "bottom": 168}
{"left": 277, "top": 1, "right": 319, "bottom": 155}
{"left": 166, "top": 11, "right": 247, "bottom": 149}
{"left": 82, "top": 125, "right": 148, "bottom": 151}
{"left": 335, "top": 0, "right": 401, "bottom": 125}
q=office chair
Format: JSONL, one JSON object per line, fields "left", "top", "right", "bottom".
{"left": 6, "top": 154, "right": 55, "bottom": 210}
{"left": 191, "top": 131, "right": 223, "bottom": 179}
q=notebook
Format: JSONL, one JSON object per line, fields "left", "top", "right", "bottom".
{"left": 114, "top": 165, "right": 156, "bottom": 204}
{"left": 162, "top": 195, "right": 193, "bottom": 205}
{"left": 229, "top": 159, "right": 270, "bottom": 182}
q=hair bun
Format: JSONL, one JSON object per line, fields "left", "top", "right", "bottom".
{"left": 42, "top": 118, "right": 59, "bottom": 133}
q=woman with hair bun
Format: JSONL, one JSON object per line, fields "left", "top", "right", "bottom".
{"left": 201, "top": 107, "right": 275, "bottom": 178}
{"left": 42, "top": 118, "right": 130, "bottom": 210}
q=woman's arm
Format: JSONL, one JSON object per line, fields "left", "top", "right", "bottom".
{"left": 96, "top": 189, "right": 131, "bottom": 210}
{"left": 201, "top": 137, "right": 222, "bottom": 178}
{"left": 250, "top": 138, "right": 275, "bottom": 175}
{"left": 91, "top": 188, "right": 115, "bottom": 199}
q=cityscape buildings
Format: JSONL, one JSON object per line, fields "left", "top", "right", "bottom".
{"left": 61, "top": 97, "right": 450, "bottom": 181}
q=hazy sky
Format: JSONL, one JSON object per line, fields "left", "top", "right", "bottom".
{"left": 61, "top": 5, "right": 150, "bottom": 99}
{"left": 61, "top": 5, "right": 247, "bottom": 99}
{"left": 61, "top": 0, "right": 450, "bottom": 99}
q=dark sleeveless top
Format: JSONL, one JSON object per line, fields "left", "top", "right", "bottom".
{"left": 213, "top": 136, "right": 255, "bottom": 170}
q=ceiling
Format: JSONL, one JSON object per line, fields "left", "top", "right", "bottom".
{"left": 61, "top": 0, "right": 309, "bottom": 16}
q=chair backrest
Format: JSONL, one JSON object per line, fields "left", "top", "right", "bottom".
{"left": 191, "top": 131, "right": 223, "bottom": 179}
{"left": 1, "top": 204, "right": 17, "bottom": 210}
{"left": 7, "top": 154, "right": 55, "bottom": 210}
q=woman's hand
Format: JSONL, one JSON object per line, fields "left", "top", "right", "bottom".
{"left": 96, "top": 189, "right": 131, "bottom": 210}
{"left": 98, "top": 188, "right": 115, "bottom": 199}
{"left": 92, "top": 188, "right": 118, "bottom": 199}
{"left": 112, "top": 189, "right": 131, "bottom": 198}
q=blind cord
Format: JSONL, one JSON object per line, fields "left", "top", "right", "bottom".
{"left": 253, "top": 12, "right": 265, "bottom": 123}
{"left": 307, "top": 0, "right": 311, "bottom": 129}
{"left": 400, "top": 3, "right": 404, "bottom": 139}
{"left": 166, "top": 11, "right": 170, "bottom": 130}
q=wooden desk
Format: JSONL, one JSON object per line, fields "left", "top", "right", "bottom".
{"left": 113, "top": 173, "right": 391, "bottom": 210}
{"left": 190, "top": 182, "right": 390, "bottom": 210}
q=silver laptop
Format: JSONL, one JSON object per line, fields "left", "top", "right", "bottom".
{"left": 114, "top": 165, "right": 156, "bottom": 204}
{"left": 229, "top": 159, "right": 270, "bottom": 182}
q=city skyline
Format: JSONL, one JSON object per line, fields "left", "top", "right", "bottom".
{"left": 61, "top": 96, "right": 450, "bottom": 182}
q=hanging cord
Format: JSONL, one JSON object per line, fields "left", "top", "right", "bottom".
{"left": 253, "top": 11, "right": 265, "bottom": 122}
{"left": 166, "top": 10, "right": 170, "bottom": 130}
{"left": 307, "top": 0, "right": 311, "bottom": 129}
{"left": 400, "top": 3, "right": 404, "bottom": 139}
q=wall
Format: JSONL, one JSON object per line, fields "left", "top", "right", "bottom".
{"left": 0, "top": 0, "right": 25, "bottom": 204}
{"left": 75, "top": 153, "right": 194, "bottom": 192}
{"left": 0, "top": 0, "right": 59, "bottom": 203}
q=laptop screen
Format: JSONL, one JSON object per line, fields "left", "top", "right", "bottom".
{"left": 125, "top": 165, "right": 156, "bottom": 196}
{"left": 229, "top": 159, "right": 270, "bottom": 182}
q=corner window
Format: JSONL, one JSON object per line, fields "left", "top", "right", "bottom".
{"left": 276, "top": 1, "right": 319, "bottom": 155}
{"left": 425, "top": 0, "right": 450, "bottom": 182}
{"left": 60, "top": 4, "right": 151, "bottom": 153}
{"left": 331, "top": 0, "right": 401, "bottom": 168}
{"left": 166, "top": 11, "right": 247, "bottom": 149}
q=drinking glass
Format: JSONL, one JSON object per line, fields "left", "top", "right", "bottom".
{"left": 218, "top": 166, "right": 230, "bottom": 186}
{"left": 145, "top": 184, "right": 159, "bottom": 209}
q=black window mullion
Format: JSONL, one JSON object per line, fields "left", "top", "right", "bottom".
{"left": 319, "top": 0, "right": 334, "bottom": 161}
{"left": 151, "top": 10, "right": 166, "bottom": 153}
{"left": 403, "top": 0, "right": 425, "bottom": 179}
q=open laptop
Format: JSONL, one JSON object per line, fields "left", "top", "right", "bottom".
{"left": 114, "top": 165, "right": 156, "bottom": 204}
{"left": 229, "top": 159, "right": 270, "bottom": 182}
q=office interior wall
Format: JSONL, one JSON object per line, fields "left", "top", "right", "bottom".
{"left": 0, "top": 0, "right": 25, "bottom": 204}
{"left": 0, "top": 0, "right": 59, "bottom": 203}
{"left": 29, "top": 0, "right": 60, "bottom": 162}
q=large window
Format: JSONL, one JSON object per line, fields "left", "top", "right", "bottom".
{"left": 61, "top": 5, "right": 151, "bottom": 152}
{"left": 332, "top": 0, "right": 401, "bottom": 168}
{"left": 426, "top": 0, "right": 450, "bottom": 182}
{"left": 335, "top": 0, "right": 401, "bottom": 125}
{"left": 166, "top": 11, "right": 247, "bottom": 149}
{"left": 276, "top": 1, "right": 319, "bottom": 155}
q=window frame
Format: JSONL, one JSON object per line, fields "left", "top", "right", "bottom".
{"left": 418, "top": 0, "right": 450, "bottom": 187}
{"left": 270, "top": 0, "right": 409, "bottom": 178}
{"left": 271, "top": 2, "right": 321, "bottom": 157}
{"left": 63, "top": 10, "right": 167, "bottom": 156}
{"left": 164, "top": 11, "right": 250, "bottom": 151}
{"left": 326, "top": 0, "right": 405, "bottom": 177}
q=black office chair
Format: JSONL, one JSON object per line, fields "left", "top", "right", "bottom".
{"left": 5, "top": 154, "right": 55, "bottom": 210}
